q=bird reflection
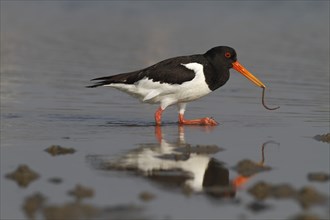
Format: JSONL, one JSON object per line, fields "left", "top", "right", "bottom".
{"left": 87, "top": 127, "right": 275, "bottom": 199}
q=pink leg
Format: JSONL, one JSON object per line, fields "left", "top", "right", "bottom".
{"left": 154, "top": 107, "right": 163, "bottom": 126}
{"left": 178, "top": 113, "right": 218, "bottom": 126}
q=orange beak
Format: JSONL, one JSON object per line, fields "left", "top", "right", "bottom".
{"left": 232, "top": 61, "right": 266, "bottom": 88}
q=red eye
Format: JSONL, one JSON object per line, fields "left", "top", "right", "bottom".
{"left": 225, "top": 52, "right": 231, "bottom": 58}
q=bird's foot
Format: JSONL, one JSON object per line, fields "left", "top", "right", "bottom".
{"left": 178, "top": 115, "right": 218, "bottom": 126}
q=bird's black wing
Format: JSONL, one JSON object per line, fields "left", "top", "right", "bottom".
{"left": 87, "top": 55, "right": 205, "bottom": 88}
{"left": 142, "top": 55, "right": 202, "bottom": 85}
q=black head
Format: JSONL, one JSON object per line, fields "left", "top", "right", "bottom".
{"left": 204, "top": 46, "right": 266, "bottom": 89}
{"left": 204, "top": 46, "right": 237, "bottom": 69}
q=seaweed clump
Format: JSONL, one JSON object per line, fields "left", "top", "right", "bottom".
{"left": 248, "top": 181, "right": 327, "bottom": 209}
{"left": 45, "top": 145, "right": 76, "bottom": 156}
{"left": 5, "top": 165, "right": 39, "bottom": 187}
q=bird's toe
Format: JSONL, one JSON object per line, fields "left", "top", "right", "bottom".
{"left": 201, "top": 117, "right": 218, "bottom": 126}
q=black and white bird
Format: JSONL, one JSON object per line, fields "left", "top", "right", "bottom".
{"left": 87, "top": 46, "right": 265, "bottom": 125}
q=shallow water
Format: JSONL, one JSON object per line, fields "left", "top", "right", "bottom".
{"left": 1, "top": 1, "right": 329, "bottom": 219}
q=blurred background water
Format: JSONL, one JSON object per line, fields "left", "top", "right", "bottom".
{"left": 1, "top": 1, "right": 329, "bottom": 219}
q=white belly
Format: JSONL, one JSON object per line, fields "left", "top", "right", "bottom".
{"left": 107, "top": 63, "right": 212, "bottom": 108}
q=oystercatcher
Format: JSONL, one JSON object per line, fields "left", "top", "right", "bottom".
{"left": 87, "top": 46, "right": 265, "bottom": 126}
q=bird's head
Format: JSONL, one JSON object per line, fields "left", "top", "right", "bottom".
{"left": 204, "top": 46, "right": 266, "bottom": 88}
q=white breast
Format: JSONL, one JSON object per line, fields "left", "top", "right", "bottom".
{"left": 178, "top": 63, "right": 212, "bottom": 102}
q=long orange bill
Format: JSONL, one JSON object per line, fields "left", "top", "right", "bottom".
{"left": 232, "top": 61, "right": 266, "bottom": 88}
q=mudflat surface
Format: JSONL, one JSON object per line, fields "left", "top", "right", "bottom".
{"left": 1, "top": 2, "right": 329, "bottom": 219}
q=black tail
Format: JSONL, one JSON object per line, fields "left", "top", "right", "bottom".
{"left": 86, "top": 75, "right": 119, "bottom": 88}
{"left": 86, "top": 84, "right": 105, "bottom": 88}
{"left": 86, "top": 80, "right": 109, "bottom": 88}
{"left": 86, "top": 71, "right": 145, "bottom": 88}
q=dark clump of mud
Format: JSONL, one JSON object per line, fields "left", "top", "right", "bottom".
{"left": 43, "top": 203, "right": 100, "bottom": 220}
{"left": 43, "top": 203, "right": 147, "bottom": 220}
{"left": 233, "top": 159, "right": 271, "bottom": 177}
{"left": 48, "top": 177, "right": 63, "bottom": 184}
{"left": 313, "top": 133, "right": 330, "bottom": 143}
{"left": 22, "top": 193, "right": 46, "bottom": 219}
{"left": 174, "top": 145, "right": 223, "bottom": 154}
{"left": 22, "top": 192, "right": 148, "bottom": 220}
{"left": 248, "top": 181, "right": 272, "bottom": 200}
{"left": 290, "top": 212, "right": 322, "bottom": 220}
{"left": 203, "top": 186, "right": 237, "bottom": 199}
{"left": 297, "top": 187, "right": 327, "bottom": 209}
{"left": 271, "top": 184, "right": 296, "bottom": 199}
{"left": 246, "top": 201, "right": 271, "bottom": 213}
{"left": 5, "top": 165, "right": 39, "bottom": 187}
{"left": 45, "top": 145, "right": 76, "bottom": 156}
{"left": 67, "top": 184, "right": 94, "bottom": 201}
{"left": 307, "top": 172, "right": 330, "bottom": 182}
{"left": 139, "top": 191, "right": 156, "bottom": 202}
{"left": 248, "top": 181, "right": 327, "bottom": 209}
